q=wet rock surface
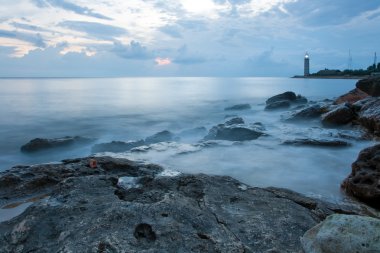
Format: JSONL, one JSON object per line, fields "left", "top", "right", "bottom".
{"left": 285, "top": 105, "right": 326, "bottom": 121}
{"left": 342, "top": 144, "right": 380, "bottom": 209}
{"left": 92, "top": 140, "right": 145, "bottom": 153}
{"left": 224, "top": 103, "right": 251, "bottom": 111}
{"left": 0, "top": 157, "right": 377, "bottom": 253}
{"left": 356, "top": 77, "right": 380, "bottom": 97}
{"left": 20, "top": 136, "right": 94, "bottom": 153}
{"left": 301, "top": 214, "right": 380, "bottom": 253}
{"left": 204, "top": 117, "right": 265, "bottom": 141}
{"left": 356, "top": 97, "right": 380, "bottom": 136}
{"left": 334, "top": 88, "right": 369, "bottom": 105}
{"left": 265, "top": 100, "right": 291, "bottom": 110}
{"left": 321, "top": 104, "right": 356, "bottom": 126}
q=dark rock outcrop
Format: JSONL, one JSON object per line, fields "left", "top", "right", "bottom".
{"left": 356, "top": 77, "right": 380, "bottom": 97}
{"left": 224, "top": 103, "right": 251, "bottom": 111}
{"left": 92, "top": 140, "right": 145, "bottom": 153}
{"left": 21, "top": 136, "right": 94, "bottom": 153}
{"left": 282, "top": 138, "right": 351, "bottom": 147}
{"left": 334, "top": 88, "right": 369, "bottom": 105}
{"left": 0, "top": 157, "right": 376, "bottom": 253}
{"left": 356, "top": 97, "right": 380, "bottom": 136}
{"left": 321, "top": 104, "right": 356, "bottom": 126}
{"left": 204, "top": 118, "right": 264, "bottom": 141}
{"left": 342, "top": 144, "right": 380, "bottom": 209}
{"left": 265, "top": 92, "right": 307, "bottom": 110}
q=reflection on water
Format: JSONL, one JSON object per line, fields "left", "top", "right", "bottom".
{"left": 0, "top": 77, "right": 373, "bottom": 202}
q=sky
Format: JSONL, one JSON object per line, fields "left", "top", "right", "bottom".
{"left": 0, "top": 0, "right": 379, "bottom": 77}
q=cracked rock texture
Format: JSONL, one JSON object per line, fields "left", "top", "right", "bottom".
{"left": 0, "top": 157, "right": 378, "bottom": 253}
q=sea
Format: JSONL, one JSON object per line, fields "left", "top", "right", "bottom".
{"left": 0, "top": 77, "right": 375, "bottom": 203}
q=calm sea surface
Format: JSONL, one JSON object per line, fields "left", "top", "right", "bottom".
{"left": 0, "top": 77, "right": 374, "bottom": 202}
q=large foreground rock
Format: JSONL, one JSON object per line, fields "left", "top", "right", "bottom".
{"left": 0, "top": 157, "right": 376, "bottom": 253}
{"left": 301, "top": 214, "right": 380, "bottom": 253}
{"left": 342, "top": 144, "right": 380, "bottom": 208}
{"left": 334, "top": 88, "right": 369, "bottom": 104}
{"left": 356, "top": 97, "right": 380, "bottom": 136}
{"left": 21, "top": 136, "right": 94, "bottom": 153}
{"left": 356, "top": 77, "right": 380, "bottom": 97}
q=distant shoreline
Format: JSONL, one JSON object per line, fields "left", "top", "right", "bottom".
{"left": 292, "top": 75, "right": 368, "bottom": 80}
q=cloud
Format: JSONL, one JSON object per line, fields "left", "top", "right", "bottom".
{"left": 159, "top": 25, "right": 182, "bottom": 38}
{"left": 32, "top": 0, "right": 111, "bottom": 20}
{"left": 59, "top": 21, "right": 128, "bottom": 40}
{"left": 155, "top": 57, "right": 171, "bottom": 65}
{"left": 172, "top": 45, "right": 206, "bottom": 65}
{"left": 112, "top": 41, "right": 152, "bottom": 60}
{"left": 0, "top": 29, "right": 46, "bottom": 48}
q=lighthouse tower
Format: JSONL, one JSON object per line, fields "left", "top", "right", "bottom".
{"left": 304, "top": 52, "right": 310, "bottom": 76}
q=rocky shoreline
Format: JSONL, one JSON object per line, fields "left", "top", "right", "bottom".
{"left": 1, "top": 77, "right": 380, "bottom": 252}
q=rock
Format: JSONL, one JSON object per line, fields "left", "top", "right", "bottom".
{"left": 204, "top": 118, "right": 264, "bottom": 141}
{"left": 282, "top": 138, "right": 351, "bottom": 147}
{"left": 334, "top": 88, "right": 369, "bottom": 104}
{"left": 356, "top": 77, "right": 380, "bottom": 97}
{"left": 224, "top": 103, "right": 251, "bottom": 111}
{"left": 20, "top": 136, "right": 94, "bottom": 153}
{"left": 321, "top": 104, "right": 356, "bottom": 126}
{"left": 356, "top": 97, "right": 380, "bottom": 136}
{"left": 342, "top": 144, "right": 380, "bottom": 208}
{"left": 266, "top": 91, "right": 297, "bottom": 105}
{"left": 265, "top": 100, "right": 291, "bottom": 110}
{"left": 286, "top": 105, "right": 325, "bottom": 121}
{"left": 145, "top": 130, "right": 175, "bottom": 144}
{"left": 301, "top": 214, "right": 380, "bottom": 253}
{"left": 294, "top": 94, "right": 308, "bottom": 104}
{"left": 0, "top": 157, "right": 375, "bottom": 253}
{"left": 91, "top": 140, "right": 145, "bottom": 153}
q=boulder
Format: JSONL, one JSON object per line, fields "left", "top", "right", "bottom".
{"left": 0, "top": 157, "right": 375, "bottom": 253}
{"left": 204, "top": 118, "right": 264, "bottom": 141}
{"left": 282, "top": 138, "right": 351, "bottom": 147}
{"left": 224, "top": 103, "right": 251, "bottom": 111}
{"left": 92, "top": 140, "right": 145, "bottom": 153}
{"left": 356, "top": 97, "right": 380, "bottom": 136}
{"left": 356, "top": 77, "right": 380, "bottom": 97}
{"left": 321, "top": 104, "right": 356, "bottom": 126}
{"left": 334, "top": 88, "right": 369, "bottom": 104}
{"left": 20, "top": 136, "right": 94, "bottom": 153}
{"left": 265, "top": 100, "right": 291, "bottom": 110}
{"left": 286, "top": 105, "right": 325, "bottom": 121}
{"left": 266, "top": 91, "right": 297, "bottom": 104}
{"left": 342, "top": 144, "right": 380, "bottom": 208}
{"left": 301, "top": 214, "right": 380, "bottom": 253}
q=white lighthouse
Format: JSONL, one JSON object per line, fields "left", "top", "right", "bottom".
{"left": 304, "top": 52, "right": 310, "bottom": 76}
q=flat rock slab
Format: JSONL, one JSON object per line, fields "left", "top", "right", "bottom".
{"left": 282, "top": 138, "right": 351, "bottom": 147}
{"left": 0, "top": 157, "right": 376, "bottom": 253}
{"left": 21, "top": 136, "right": 94, "bottom": 153}
{"left": 301, "top": 214, "right": 380, "bottom": 253}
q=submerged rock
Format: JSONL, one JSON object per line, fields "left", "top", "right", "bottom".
{"left": 0, "top": 157, "right": 375, "bottom": 253}
{"left": 342, "top": 144, "right": 380, "bottom": 209}
{"left": 92, "top": 140, "right": 145, "bottom": 153}
{"left": 224, "top": 103, "right": 251, "bottom": 111}
{"left": 334, "top": 88, "right": 369, "bottom": 105}
{"left": 282, "top": 138, "right": 351, "bottom": 147}
{"left": 20, "top": 136, "right": 94, "bottom": 153}
{"left": 145, "top": 130, "right": 175, "bottom": 144}
{"left": 301, "top": 214, "right": 380, "bottom": 253}
{"left": 204, "top": 117, "right": 264, "bottom": 141}
{"left": 321, "top": 104, "right": 356, "bottom": 126}
{"left": 356, "top": 77, "right": 380, "bottom": 97}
